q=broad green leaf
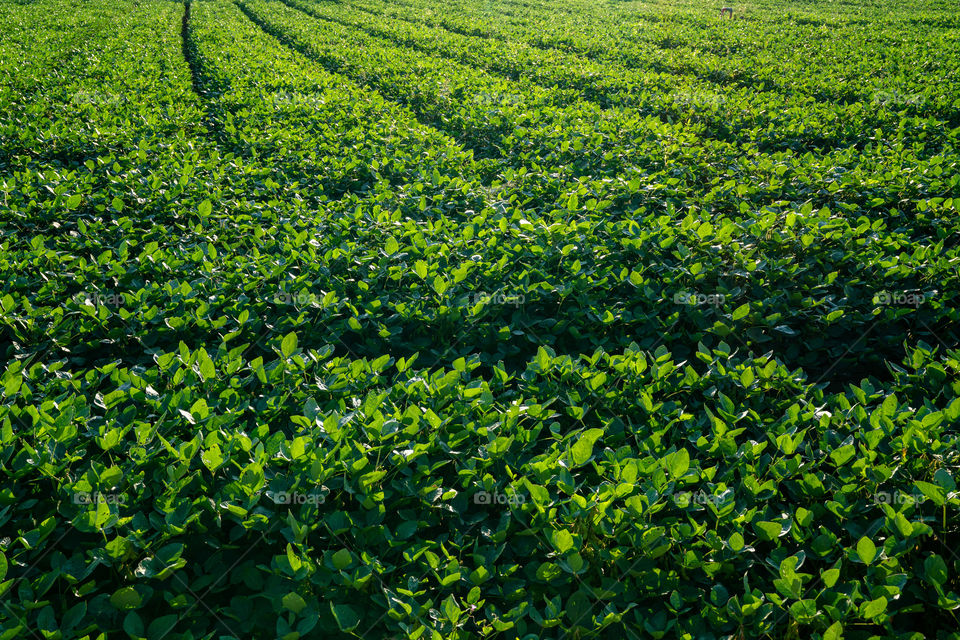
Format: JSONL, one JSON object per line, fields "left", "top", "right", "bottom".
{"left": 110, "top": 586, "right": 142, "bottom": 610}
{"left": 925, "top": 554, "right": 948, "bottom": 586}
{"left": 571, "top": 428, "right": 603, "bottom": 466}
{"left": 754, "top": 521, "right": 782, "bottom": 541}
{"left": 861, "top": 596, "right": 887, "bottom": 619}
{"left": 728, "top": 532, "right": 744, "bottom": 552}
{"left": 856, "top": 537, "right": 877, "bottom": 565}
{"left": 331, "top": 603, "right": 360, "bottom": 632}
{"left": 414, "top": 260, "right": 428, "bottom": 279}
{"left": 823, "top": 621, "right": 842, "bottom": 640}
{"left": 551, "top": 529, "right": 574, "bottom": 554}
{"left": 822, "top": 568, "right": 840, "bottom": 588}
{"left": 664, "top": 448, "right": 690, "bottom": 479}
{"left": 281, "top": 332, "right": 298, "bottom": 358}
{"left": 332, "top": 549, "right": 353, "bottom": 570}
{"left": 282, "top": 592, "right": 308, "bottom": 614}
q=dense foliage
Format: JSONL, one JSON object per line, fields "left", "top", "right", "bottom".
{"left": 1, "top": 0, "right": 958, "bottom": 638}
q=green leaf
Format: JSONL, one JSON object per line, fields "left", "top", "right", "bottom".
{"left": 934, "top": 468, "right": 956, "bottom": 491}
{"left": 728, "top": 532, "right": 744, "bottom": 552}
{"left": 754, "top": 521, "right": 782, "bottom": 541}
{"left": 123, "top": 611, "right": 144, "bottom": 639}
{"left": 282, "top": 592, "right": 308, "bottom": 614}
{"left": 332, "top": 549, "right": 353, "bottom": 570}
{"left": 570, "top": 428, "right": 603, "bottom": 466}
{"left": 830, "top": 444, "right": 856, "bottom": 467}
{"left": 441, "top": 595, "right": 461, "bottom": 623}
{"left": 384, "top": 236, "right": 399, "bottom": 254}
{"left": 856, "top": 537, "right": 877, "bottom": 565}
{"left": 330, "top": 603, "right": 360, "bottom": 632}
{"left": 110, "top": 586, "right": 143, "bottom": 610}
{"left": 286, "top": 544, "right": 302, "bottom": 572}
{"left": 201, "top": 445, "right": 223, "bottom": 471}
{"left": 550, "top": 529, "right": 574, "bottom": 554}
{"left": 189, "top": 398, "right": 208, "bottom": 421}
{"left": 823, "top": 621, "right": 842, "bottom": 640}
{"left": 66, "top": 194, "right": 82, "bottom": 210}
{"left": 147, "top": 615, "right": 178, "bottom": 640}
{"left": 925, "top": 554, "right": 948, "bottom": 586}
{"left": 821, "top": 567, "right": 840, "bottom": 588}
{"left": 414, "top": 260, "right": 428, "bottom": 279}
{"left": 664, "top": 448, "right": 690, "bottom": 479}
{"left": 198, "top": 353, "right": 216, "bottom": 381}
{"left": 861, "top": 596, "right": 887, "bottom": 619}
{"left": 731, "top": 303, "right": 750, "bottom": 320}
{"left": 914, "top": 480, "right": 946, "bottom": 506}
{"left": 281, "top": 332, "right": 298, "bottom": 358}
{"left": 198, "top": 200, "right": 212, "bottom": 216}
{"left": 881, "top": 393, "right": 897, "bottom": 417}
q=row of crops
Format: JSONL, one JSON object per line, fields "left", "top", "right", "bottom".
{"left": 1, "top": 0, "right": 958, "bottom": 637}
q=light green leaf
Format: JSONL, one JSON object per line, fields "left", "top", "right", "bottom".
{"left": 281, "top": 332, "right": 298, "bottom": 358}
{"left": 664, "top": 448, "right": 690, "bottom": 479}
{"left": 570, "top": 428, "right": 603, "bottom": 466}
{"left": 332, "top": 549, "right": 353, "bottom": 570}
{"left": 754, "top": 521, "right": 782, "bottom": 541}
{"left": 414, "top": 260, "right": 428, "bottom": 279}
{"left": 550, "top": 529, "right": 574, "bottom": 554}
{"left": 822, "top": 568, "right": 840, "bottom": 588}
{"left": 862, "top": 596, "right": 887, "bottom": 619}
{"left": 385, "top": 236, "right": 399, "bottom": 254}
{"left": 282, "top": 592, "right": 308, "bottom": 614}
{"left": 823, "top": 621, "right": 842, "bottom": 640}
{"left": 856, "top": 537, "right": 876, "bottom": 565}
{"left": 110, "top": 586, "right": 142, "bottom": 610}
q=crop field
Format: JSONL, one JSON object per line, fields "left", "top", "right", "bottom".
{"left": 1, "top": 0, "right": 960, "bottom": 637}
